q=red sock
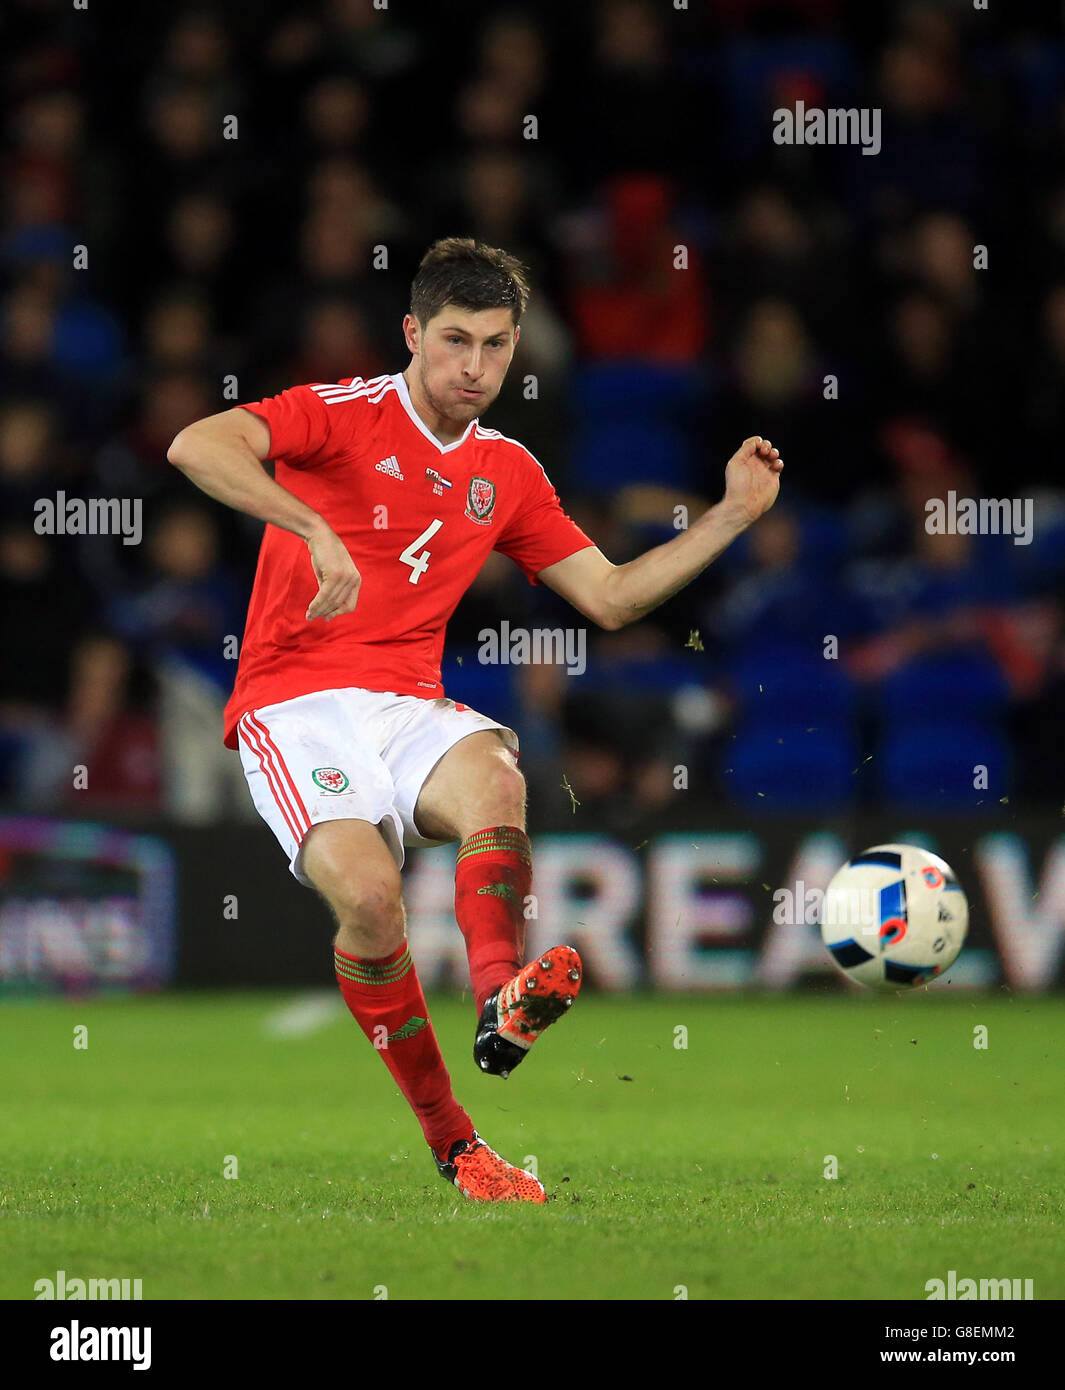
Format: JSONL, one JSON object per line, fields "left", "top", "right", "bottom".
{"left": 334, "top": 943, "right": 473, "bottom": 1160}
{"left": 455, "top": 826, "right": 532, "bottom": 1010}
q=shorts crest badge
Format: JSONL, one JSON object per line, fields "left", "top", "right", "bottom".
{"left": 312, "top": 767, "right": 350, "bottom": 793}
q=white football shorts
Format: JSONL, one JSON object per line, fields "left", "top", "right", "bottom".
{"left": 235, "top": 687, "right": 518, "bottom": 883}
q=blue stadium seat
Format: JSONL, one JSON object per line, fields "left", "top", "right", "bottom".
{"left": 879, "top": 719, "right": 1011, "bottom": 810}
{"left": 730, "top": 642, "right": 858, "bottom": 727}
{"left": 725, "top": 725, "right": 858, "bottom": 811}
{"left": 879, "top": 652, "right": 1009, "bottom": 724}
{"left": 573, "top": 420, "right": 696, "bottom": 492}
{"left": 719, "top": 641, "right": 860, "bottom": 810}
{"left": 571, "top": 361, "right": 706, "bottom": 420}
{"left": 570, "top": 362, "right": 707, "bottom": 492}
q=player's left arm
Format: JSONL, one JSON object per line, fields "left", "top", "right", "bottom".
{"left": 539, "top": 436, "right": 783, "bottom": 630}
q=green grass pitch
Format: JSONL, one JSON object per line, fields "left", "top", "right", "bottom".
{"left": 2, "top": 991, "right": 1062, "bottom": 1300}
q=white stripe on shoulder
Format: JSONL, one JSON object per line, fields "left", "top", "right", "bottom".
{"left": 311, "top": 377, "right": 396, "bottom": 406}
{"left": 473, "top": 424, "right": 549, "bottom": 480}
{"left": 311, "top": 378, "right": 366, "bottom": 397}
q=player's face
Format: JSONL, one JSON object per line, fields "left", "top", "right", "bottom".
{"left": 404, "top": 306, "right": 519, "bottom": 426}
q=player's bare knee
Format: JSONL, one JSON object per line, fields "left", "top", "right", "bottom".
{"left": 462, "top": 759, "right": 526, "bottom": 836}
{"left": 330, "top": 873, "right": 404, "bottom": 950}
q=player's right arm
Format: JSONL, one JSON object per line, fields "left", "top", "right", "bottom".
{"left": 167, "top": 407, "right": 359, "bottom": 622}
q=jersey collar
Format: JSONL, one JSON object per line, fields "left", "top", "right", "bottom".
{"left": 392, "top": 372, "right": 477, "bottom": 454}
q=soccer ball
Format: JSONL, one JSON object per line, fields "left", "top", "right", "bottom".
{"left": 820, "top": 844, "right": 969, "bottom": 989}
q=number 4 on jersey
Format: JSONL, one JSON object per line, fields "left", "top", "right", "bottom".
{"left": 399, "top": 519, "right": 443, "bottom": 584}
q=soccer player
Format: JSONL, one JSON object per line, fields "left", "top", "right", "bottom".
{"left": 167, "top": 237, "right": 782, "bottom": 1203}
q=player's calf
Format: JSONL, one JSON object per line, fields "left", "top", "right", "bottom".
{"left": 307, "top": 820, "right": 474, "bottom": 1162}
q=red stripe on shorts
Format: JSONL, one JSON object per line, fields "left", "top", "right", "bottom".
{"left": 246, "top": 711, "right": 312, "bottom": 830}
{"left": 238, "top": 714, "right": 308, "bottom": 844}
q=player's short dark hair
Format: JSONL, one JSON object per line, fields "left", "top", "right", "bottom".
{"left": 410, "top": 237, "right": 531, "bottom": 328}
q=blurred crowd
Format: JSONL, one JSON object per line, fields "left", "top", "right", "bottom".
{"left": 2, "top": 0, "right": 1065, "bottom": 825}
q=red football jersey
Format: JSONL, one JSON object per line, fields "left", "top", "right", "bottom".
{"left": 222, "top": 372, "right": 595, "bottom": 748}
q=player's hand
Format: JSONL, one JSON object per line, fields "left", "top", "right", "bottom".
{"left": 305, "top": 523, "right": 361, "bottom": 621}
{"left": 723, "top": 436, "right": 783, "bottom": 525}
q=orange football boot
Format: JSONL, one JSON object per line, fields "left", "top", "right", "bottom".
{"left": 434, "top": 1134, "right": 546, "bottom": 1203}
{"left": 474, "top": 945, "right": 583, "bottom": 1078}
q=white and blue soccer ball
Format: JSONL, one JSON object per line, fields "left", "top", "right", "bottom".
{"left": 820, "top": 844, "right": 969, "bottom": 989}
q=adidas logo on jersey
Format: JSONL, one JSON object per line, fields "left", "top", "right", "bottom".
{"left": 375, "top": 455, "right": 404, "bottom": 480}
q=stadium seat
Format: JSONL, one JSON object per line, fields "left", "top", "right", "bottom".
{"left": 574, "top": 420, "right": 696, "bottom": 492}
{"left": 719, "top": 641, "right": 860, "bottom": 810}
{"left": 571, "top": 361, "right": 705, "bottom": 417}
{"left": 570, "top": 362, "right": 708, "bottom": 492}
{"left": 879, "top": 719, "right": 1011, "bottom": 810}
{"left": 730, "top": 642, "right": 858, "bottom": 727}
{"left": 879, "top": 651, "right": 1009, "bottom": 724}
{"left": 726, "top": 724, "right": 858, "bottom": 811}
